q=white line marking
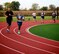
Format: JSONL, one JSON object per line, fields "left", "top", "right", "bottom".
{"left": 26, "top": 24, "right": 59, "bottom": 43}
{"left": 0, "top": 43, "right": 25, "bottom": 54}
{"left": 0, "top": 27, "right": 55, "bottom": 54}
{"left": 14, "top": 27, "right": 59, "bottom": 49}
{"left": 14, "top": 27, "right": 57, "bottom": 54}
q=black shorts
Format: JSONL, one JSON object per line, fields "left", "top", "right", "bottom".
{"left": 41, "top": 16, "right": 44, "bottom": 19}
{"left": 17, "top": 22, "right": 22, "bottom": 26}
{"left": 52, "top": 16, "right": 56, "bottom": 19}
{"left": 33, "top": 16, "right": 36, "bottom": 19}
{"left": 6, "top": 17, "right": 12, "bottom": 26}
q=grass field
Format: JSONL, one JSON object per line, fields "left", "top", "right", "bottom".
{"left": 0, "top": 16, "right": 59, "bottom": 41}
{"left": 29, "top": 24, "right": 59, "bottom": 41}
{"left": 0, "top": 16, "right": 59, "bottom": 22}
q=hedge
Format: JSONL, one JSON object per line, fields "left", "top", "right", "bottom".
{"left": 0, "top": 11, "right": 59, "bottom": 16}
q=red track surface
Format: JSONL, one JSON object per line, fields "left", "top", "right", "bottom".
{"left": 0, "top": 20, "right": 59, "bottom": 54}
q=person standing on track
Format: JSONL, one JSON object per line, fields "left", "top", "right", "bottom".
{"left": 41, "top": 10, "right": 45, "bottom": 23}
{"left": 5, "top": 8, "right": 13, "bottom": 32}
{"left": 16, "top": 13, "right": 25, "bottom": 34}
{"left": 52, "top": 11, "right": 57, "bottom": 23}
{"left": 32, "top": 12, "right": 37, "bottom": 22}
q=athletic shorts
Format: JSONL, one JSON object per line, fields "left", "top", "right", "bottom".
{"left": 33, "top": 16, "right": 36, "bottom": 19}
{"left": 6, "top": 17, "right": 12, "bottom": 26}
{"left": 17, "top": 22, "right": 22, "bottom": 26}
{"left": 52, "top": 16, "right": 56, "bottom": 19}
{"left": 41, "top": 16, "right": 44, "bottom": 19}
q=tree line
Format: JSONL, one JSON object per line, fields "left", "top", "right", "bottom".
{"left": 0, "top": 1, "right": 59, "bottom": 11}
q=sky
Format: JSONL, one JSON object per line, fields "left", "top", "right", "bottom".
{"left": 0, "top": 0, "right": 59, "bottom": 9}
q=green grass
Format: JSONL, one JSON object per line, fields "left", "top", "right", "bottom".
{"left": 29, "top": 24, "right": 59, "bottom": 41}
{"left": 0, "top": 16, "right": 59, "bottom": 22}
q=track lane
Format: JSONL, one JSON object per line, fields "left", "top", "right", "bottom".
{"left": 21, "top": 20, "right": 59, "bottom": 47}
{"left": 14, "top": 28, "right": 59, "bottom": 54}
{"left": 0, "top": 30, "right": 51, "bottom": 54}
{"left": 0, "top": 22, "right": 59, "bottom": 54}
{"left": 0, "top": 20, "right": 59, "bottom": 54}
{"left": 0, "top": 43, "right": 24, "bottom": 54}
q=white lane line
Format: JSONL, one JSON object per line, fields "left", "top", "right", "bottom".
{"left": 0, "top": 43, "right": 25, "bottom": 54}
{"left": 26, "top": 24, "right": 59, "bottom": 43}
{"left": 14, "top": 27, "right": 59, "bottom": 49}
{"left": 14, "top": 27, "right": 56, "bottom": 54}
{"left": 0, "top": 27, "right": 55, "bottom": 54}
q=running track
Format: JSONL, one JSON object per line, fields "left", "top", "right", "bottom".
{"left": 0, "top": 20, "right": 59, "bottom": 54}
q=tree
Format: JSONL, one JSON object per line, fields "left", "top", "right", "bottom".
{"left": 0, "top": 5, "right": 3, "bottom": 10}
{"left": 49, "top": 4, "right": 56, "bottom": 10}
{"left": 40, "top": 7, "right": 48, "bottom": 11}
{"left": 4, "top": 1, "right": 20, "bottom": 11}
{"left": 31, "top": 3, "right": 39, "bottom": 10}
{"left": 4, "top": 2, "right": 11, "bottom": 8}
{"left": 10, "top": 1, "right": 20, "bottom": 10}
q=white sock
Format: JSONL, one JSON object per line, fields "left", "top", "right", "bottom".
{"left": 7, "top": 29, "right": 10, "bottom": 31}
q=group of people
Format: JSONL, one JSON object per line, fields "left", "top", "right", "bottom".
{"left": 5, "top": 8, "right": 24, "bottom": 34}
{"left": 5, "top": 8, "right": 57, "bottom": 34}
{"left": 32, "top": 10, "right": 57, "bottom": 23}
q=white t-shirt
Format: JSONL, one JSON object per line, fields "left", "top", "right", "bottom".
{"left": 52, "top": 12, "right": 56, "bottom": 16}
{"left": 32, "top": 13, "right": 36, "bottom": 16}
{"left": 17, "top": 15, "right": 24, "bottom": 22}
{"left": 41, "top": 12, "right": 45, "bottom": 16}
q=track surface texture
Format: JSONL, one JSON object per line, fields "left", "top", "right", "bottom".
{"left": 0, "top": 20, "right": 59, "bottom": 54}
